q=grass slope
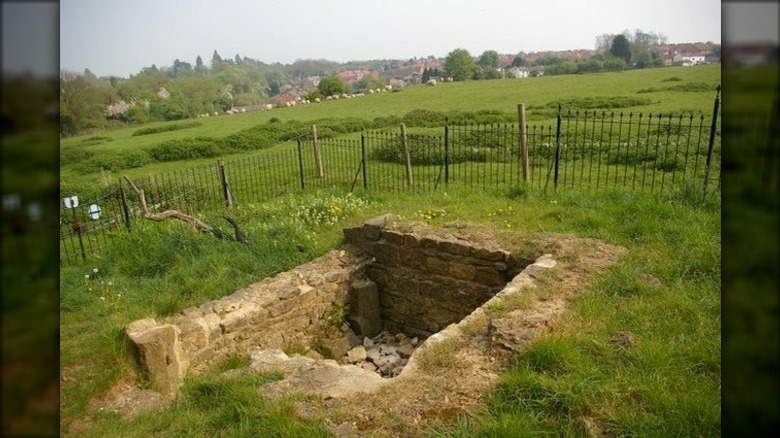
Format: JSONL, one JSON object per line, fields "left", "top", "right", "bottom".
{"left": 59, "top": 184, "right": 721, "bottom": 436}
{"left": 59, "top": 65, "right": 720, "bottom": 201}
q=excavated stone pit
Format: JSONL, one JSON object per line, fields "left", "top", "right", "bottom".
{"left": 125, "top": 214, "right": 540, "bottom": 399}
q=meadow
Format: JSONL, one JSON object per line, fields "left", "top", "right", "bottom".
{"left": 60, "top": 64, "right": 720, "bottom": 199}
{"left": 58, "top": 65, "right": 722, "bottom": 436}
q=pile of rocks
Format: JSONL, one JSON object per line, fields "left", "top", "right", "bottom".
{"left": 343, "top": 331, "right": 419, "bottom": 378}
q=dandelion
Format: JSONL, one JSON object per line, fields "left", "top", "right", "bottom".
{"left": 93, "top": 268, "right": 99, "bottom": 274}
{"left": 100, "top": 296, "right": 105, "bottom": 301}
{"left": 84, "top": 274, "right": 90, "bottom": 280}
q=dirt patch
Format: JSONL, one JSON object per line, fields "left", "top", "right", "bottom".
{"left": 79, "top": 223, "right": 627, "bottom": 437}
{"left": 289, "top": 230, "right": 628, "bottom": 437}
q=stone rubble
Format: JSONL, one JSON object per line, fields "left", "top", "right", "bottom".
{"left": 344, "top": 331, "right": 420, "bottom": 378}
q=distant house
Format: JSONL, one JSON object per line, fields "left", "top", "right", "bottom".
{"left": 274, "top": 89, "right": 301, "bottom": 105}
{"left": 674, "top": 53, "right": 707, "bottom": 66}
{"left": 506, "top": 66, "right": 531, "bottom": 78}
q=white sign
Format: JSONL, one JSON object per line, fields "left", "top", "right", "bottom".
{"left": 88, "top": 203, "right": 101, "bottom": 220}
{"left": 63, "top": 195, "right": 79, "bottom": 208}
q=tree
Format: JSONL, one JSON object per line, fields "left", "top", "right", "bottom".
{"left": 610, "top": 35, "right": 632, "bottom": 63}
{"left": 211, "top": 50, "right": 225, "bottom": 72}
{"left": 595, "top": 33, "right": 614, "bottom": 51}
{"left": 59, "top": 70, "right": 119, "bottom": 135}
{"left": 474, "top": 66, "right": 502, "bottom": 80}
{"left": 444, "top": 48, "right": 476, "bottom": 81}
{"left": 421, "top": 68, "right": 431, "bottom": 83}
{"left": 263, "top": 70, "right": 285, "bottom": 96}
{"left": 478, "top": 50, "right": 499, "bottom": 68}
{"left": 512, "top": 55, "right": 526, "bottom": 67}
{"left": 353, "top": 74, "right": 384, "bottom": 92}
{"left": 317, "top": 76, "right": 345, "bottom": 97}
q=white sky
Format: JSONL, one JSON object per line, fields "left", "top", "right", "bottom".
{"left": 2, "top": 2, "right": 58, "bottom": 77}
{"left": 57, "top": 0, "right": 722, "bottom": 78}
{"left": 723, "top": 2, "right": 779, "bottom": 45}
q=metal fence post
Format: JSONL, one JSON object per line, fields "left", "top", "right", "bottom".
{"left": 554, "top": 104, "right": 562, "bottom": 190}
{"left": 400, "top": 123, "right": 413, "bottom": 187}
{"left": 444, "top": 118, "right": 450, "bottom": 185}
{"left": 119, "top": 182, "right": 131, "bottom": 230}
{"left": 518, "top": 104, "right": 529, "bottom": 183}
{"left": 702, "top": 85, "right": 721, "bottom": 202}
{"left": 312, "top": 124, "right": 324, "bottom": 178}
{"left": 361, "top": 134, "right": 368, "bottom": 189}
{"left": 297, "top": 136, "right": 306, "bottom": 190}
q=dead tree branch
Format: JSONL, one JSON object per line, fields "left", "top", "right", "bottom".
{"left": 123, "top": 175, "right": 245, "bottom": 242}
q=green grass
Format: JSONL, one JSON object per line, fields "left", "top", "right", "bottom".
{"left": 59, "top": 65, "right": 722, "bottom": 436}
{"left": 60, "top": 184, "right": 720, "bottom": 436}
{"left": 76, "top": 372, "right": 331, "bottom": 438}
{"left": 59, "top": 65, "right": 720, "bottom": 199}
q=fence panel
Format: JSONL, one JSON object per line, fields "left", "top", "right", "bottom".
{"left": 60, "top": 95, "right": 724, "bottom": 266}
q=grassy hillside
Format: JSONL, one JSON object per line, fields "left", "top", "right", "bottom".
{"left": 58, "top": 66, "right": 723, "bottom": 436}
{"left": 61, "top": 64, "right": 720, "bottom": 150}
{"left": 60, "top": 65, "right": 721, "bottom": 200}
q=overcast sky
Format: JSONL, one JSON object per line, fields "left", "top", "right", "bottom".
{"left": 54, "top": 0, "right": 726, "bottom": 78}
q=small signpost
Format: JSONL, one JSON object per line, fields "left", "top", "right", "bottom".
{"left": 88, "top": 204, "right": 102, "bottom": 220}
{"left": 63, "top": 195, "right": 87, "bottom": 262}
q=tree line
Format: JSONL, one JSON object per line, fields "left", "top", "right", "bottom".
{"left": 58, "top": 30, "right": 719, "bottom": 137}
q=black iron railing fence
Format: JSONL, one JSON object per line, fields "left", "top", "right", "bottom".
{"left": 59, "top": 95, "right": 726, "bottom": 266}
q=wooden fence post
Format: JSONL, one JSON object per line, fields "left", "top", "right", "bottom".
{"left": 400, "top": 123, "right": 413, "bottom": 187}
{"left": 518, "top": 103, "right": 529, "bottom": 183}
{"left": 218, "top": 160, "right": 233, "bottom": 207}
{"left": 311, "top": 124, "right": 324, "bottom": 178}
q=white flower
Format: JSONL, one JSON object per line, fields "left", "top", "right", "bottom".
{"left": 84, "top": 274, "right": 90, "bottom": 279}
{"left": 93, "top": 268, "right": 99, "bottom": 274}
{"left": 100, "top": 296, "right": 105, "bottom": 301}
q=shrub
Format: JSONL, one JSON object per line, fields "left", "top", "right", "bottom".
{"left": 402, "top": 109, "right": 446, "bottom": 127}
{"left": 372, "top": 115, "right": 402, "bottom": 129}
{"left": 80, "top": 136, "right": 112, "bottom": 146}
{"left": 132, "top": 121, "right": 203, "bottom": 136}
{"left": 544, "top": 96, "right": 652, "bottom": 110}
{"left": 73, "top": 150, "right": 152, "bottom": 173}
{"left": 148, "top": 137, "right": 221, "bottom": 162}
{"left": 61, "top": 145, "right": 96, "bottom": 166}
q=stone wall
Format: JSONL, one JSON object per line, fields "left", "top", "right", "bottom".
{"left": 125, "top": 250, "right": 369, "bottom": 398}
{"left": 343, "top": 214, "right": 533, "bottom": 338}
{"left": 125, "top": 214, "right": 536, "bottom": 398}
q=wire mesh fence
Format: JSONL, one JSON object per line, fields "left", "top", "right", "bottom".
{"left": 59, "top": 97, "right": 725, "bottom": 267}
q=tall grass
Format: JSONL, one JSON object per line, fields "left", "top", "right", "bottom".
{"left": 60, "top": 183, "right": 720, "bottom": 436}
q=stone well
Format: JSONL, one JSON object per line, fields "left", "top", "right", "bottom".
{"left": 125, "top": 214, "right": 541, "bottom": 398}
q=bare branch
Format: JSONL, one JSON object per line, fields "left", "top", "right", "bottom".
{"left": 123, "top": 175, "right": 218, "bottom": 235}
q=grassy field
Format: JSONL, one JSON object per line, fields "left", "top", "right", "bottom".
{"left": 59, "top": 185, "right": 721, "bottom": 436}
{"left": 58, "top": 65, "right": 724, "bottom": 436}
{"left": 60, "top": 65, "right": 720, "bottom": 199}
